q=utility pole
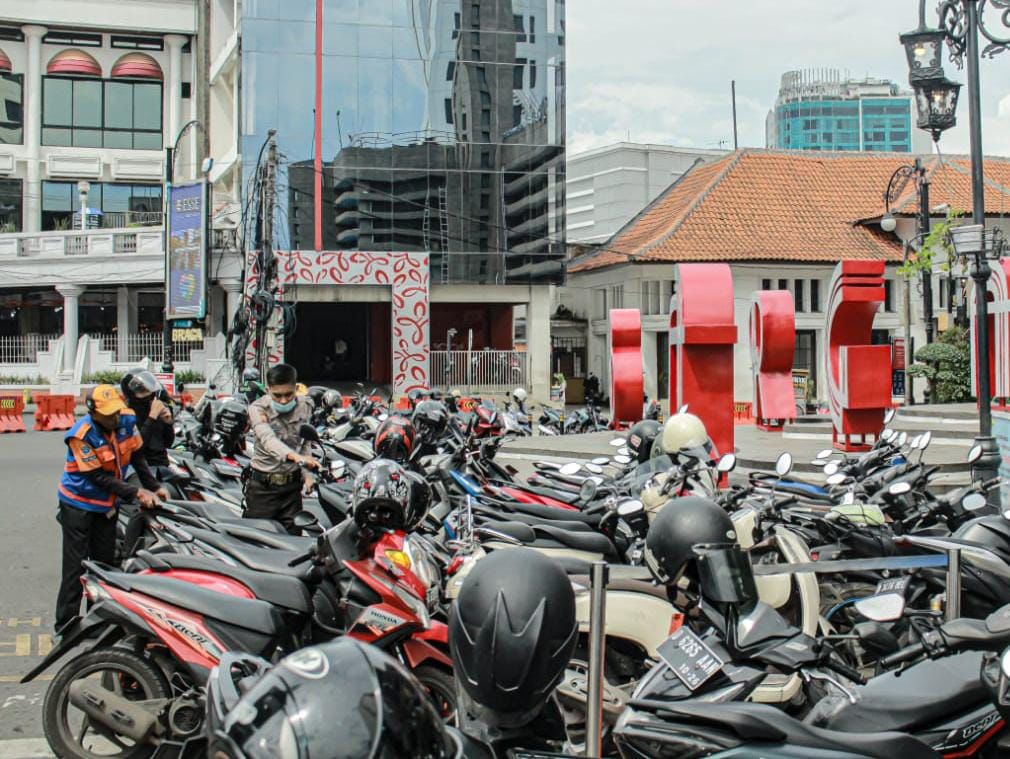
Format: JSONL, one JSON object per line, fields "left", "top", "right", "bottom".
{"left": 255, "top": 133, "right": 278, "bottom": 377}
{"left": 162, "top": 146, "right": 174, "bottom": 373}
{"left": 731, "top": 80, "right": 739, "bottom": 150}
{"left": 916, "top": 159, "right": 934, "bottom": 344}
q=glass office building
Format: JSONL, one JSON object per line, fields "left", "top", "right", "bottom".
{"left": 766, "top": 69, "right": 923, "bottom": 153}
{"left": 240, "top": 0, "right": 566, "bottom": 285}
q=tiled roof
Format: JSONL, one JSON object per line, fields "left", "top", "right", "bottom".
{"left": 568, "top": 149, "right": 1010, "bottom": 274}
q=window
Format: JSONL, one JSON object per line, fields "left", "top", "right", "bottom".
{"left": 0, "top": 73, "right": 23, "bottom": 144}
{"left": 43, "top": 31, "right": 102, "bottom": 46}
{"left": 594, "top": 288, "right": 607, "bottom": 319}
{"left": 110, "top": 35, "right": 163, "bottom": 50}
{"left": 513, "top": 14, "right": 526, "bottom": 41}
{"left": 43, "top": 76, "right": 162, "bottom": 149}
{"left": 452, "top": 12, "right": 460, "bottom": 38}
{"left": 803, "top": 119, "right": 817, "bottom": 130}
{"left": 0, "top": 28, "right": 24, "bottom": 42}
{"left": 529, "top": 15, "right": 535, "bottom": 43}
{"left": 513, "top": 59, "right": 526, "bottom": 89}
{"left": 610, "top": 285, "right": 624, "bottom": 310}
{"left": 939, "top": 277, "right": 948, "bottom": 309}
{"left": 884, "top": 280, "right": 894, "bottom": 312}
{"left": 444, "top": 98, "right": 453, "bottom": 124}
{"left": 445, "top": 61, "right": 455, "bottom": 81}
{"left": 0, "top": 178, "right": 22, "bottom": 231}
{"left": 181, "top": 81, "right": 191, "bottom": 99}
{"left": 41, "top": 181, "right": 162, "bottom": 230}
{"left": 761, "top": 278, "right": 771, "bottom": 290}
{"left": 810, "top": 279, "right": 821, "bottom": 312}
{"left": 529, "top": 60, "right": 536, "bottom": 88}
{"left": 512, "top": 103, "right": 522, "bottom": 127}
{"left": 778, "top": 278, "right": 788, "bottom": 291}
{"left": 794, "top": 279, "right": 805, "bottom": 312}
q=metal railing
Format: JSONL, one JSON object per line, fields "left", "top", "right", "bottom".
{"left": 0, "top": 334, "right": 57, "bottom": 364}
{"left": 72, "top": 210, "right": 163, "bottom": 229}
{"left": 0, "top": 227, "right": 164, "bottom": 259}
{"left": 90, "top": 333, "right": 200, "bottom": 364}
{"left": 430, "top": 350, "right": 528, "bottom": 392}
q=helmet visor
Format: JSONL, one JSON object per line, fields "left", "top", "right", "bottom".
{"left": 694, "top": 544, "right": 757, "bottom": 605}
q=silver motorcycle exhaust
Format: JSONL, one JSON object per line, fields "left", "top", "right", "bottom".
{"left": 67, "top": 679, "right": 160, "bottom": 744}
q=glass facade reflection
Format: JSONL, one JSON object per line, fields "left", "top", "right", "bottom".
{"left": 241, "top": 0, "right": 566, "bottom": 284}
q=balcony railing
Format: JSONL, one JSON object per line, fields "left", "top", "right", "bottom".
{"left": 72, "top": 210, "right": 164, "bottom": 229}
{"left": 429, "top": 350, "right": 528, "bottom": 392}
{"left": 0, "top": 227, "right": 164, "bottom": 259}
{"left": 90, "top": 332, "right": 201, "bottom": 364}
{"left": 0, "top": 334, "right": 58, "bottom": 364}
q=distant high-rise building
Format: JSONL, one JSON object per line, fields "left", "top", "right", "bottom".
{"left": 765, "top": 69, "right": 931, "bottom": 154}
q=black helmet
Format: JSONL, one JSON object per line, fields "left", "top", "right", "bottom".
{"left": 627, "top": 420, "right": 662, "bottom": 464}
{"left": 413, "top": 399, "right": 449, "bottom": 441}
{"left": 954, "top": 516, "right": 1010, "bottom": 562}
{"left": 120, "top": 368, "right": 160, "bottom": 404}
{"left": 645, "top": 496, "right": 737, "bottom": 584}
{"left": 407, "top": 388, "right": 430, "bottom": 410}
{"left": 449, "top": 548, "right": 577, "bottom": 726}
{"left": 306, "top": 385, "right": 328, "bottom": 407}
{"left": 352, "top": 459, "right": 420, "bottom": 531}
{"left": 374, "top": 415, "right": 416, "bottom": 462}
{"left": 404, "top": 469, "right": 432, "bottom": 525}
{"left": 207, "top": 639, "right": 459, "bottom": 759}
{"left": 322, "top": 389, "right": 342, "bottom": 409}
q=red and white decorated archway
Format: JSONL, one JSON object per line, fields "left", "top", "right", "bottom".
{"left": 245, "top": 250, "right": 430, "bottom": 397}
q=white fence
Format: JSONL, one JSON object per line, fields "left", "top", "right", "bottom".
{"left": 429, "top": 350, "right": 528, "bottom": 392}
{"left": 0, "top": 334, "right": 58, "bottom": 364}
{"left": 89, "top": 332, "right": 200, "bottom": 363}
{"left": 0, "top": 228, "right": 163, "bottom": 259}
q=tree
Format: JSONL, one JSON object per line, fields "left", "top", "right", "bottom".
{"left": 905, "top": 325, "right": 971, "bottom": 403}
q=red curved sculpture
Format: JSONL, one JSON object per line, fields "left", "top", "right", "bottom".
{"left": 669, "top": 264, "right": 737, "bottom": 459}
{"left": 609, "top": 308, "right": 644, "bottom": 428}
{"left": 971, "top": 259, "right": 1010, "bottom": 409}
{"left": 750, "top": 291, "right": 796, "bottom": 430}
{"left": 826, "top": 261, "right": 890, "bottom": 451}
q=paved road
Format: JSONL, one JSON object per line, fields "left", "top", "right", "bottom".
{"left": 0, "top": 431, "right": 64, "bottom": 752}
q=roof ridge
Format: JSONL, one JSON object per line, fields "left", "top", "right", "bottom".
{"left": 631, "top": 149, "right": 749, "bottom": 261}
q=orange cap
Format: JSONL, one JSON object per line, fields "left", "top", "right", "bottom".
{"left": 90, "top": 384, "right": 127, "bottom": 415}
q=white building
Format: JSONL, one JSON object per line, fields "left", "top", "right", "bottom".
{"left": 0, "top": 1, "right": 242, "bottom": 385}
{"left": 565, "top": 142, "right": 727, "bottom": 245}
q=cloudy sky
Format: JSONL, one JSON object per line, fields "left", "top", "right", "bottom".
{"left": 566, "top": 0, "right": 1010, "bottom": 156}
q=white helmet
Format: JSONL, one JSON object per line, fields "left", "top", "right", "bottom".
{"left": 652, "top": 412, "right": 713, "bottom": 459}
{"left": 512, "top": 387, "right": 528, "bottom": 404}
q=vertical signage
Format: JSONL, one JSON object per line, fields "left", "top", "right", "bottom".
{"left": 167, "top": 181, "right": 207, "bottom": 320}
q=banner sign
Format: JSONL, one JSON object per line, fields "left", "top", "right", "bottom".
{"left": 155, "top": 372, "right": 175, "bottom": 397}
{"left": 167, "top": 182, "right": 206, "bottom": 320}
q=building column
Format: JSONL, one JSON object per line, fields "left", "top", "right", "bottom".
{"left": 22, "top": 25, "right": 46, "bottom": 233}
{"left": 527, "top": 286, "right": 552, "bottom": 403}
{"left": 221, "top": 280, "right": 243, "bottom": 335}
{"left": 57, "top": 285, "right": 85, "bottom": 371}
{"left": 164, "top": 35, "right": 187, "bottom": 148}
{"left": 116, "top": 286, "right": 137, "bottom": 362}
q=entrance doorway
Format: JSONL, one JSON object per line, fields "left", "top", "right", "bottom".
{"left": 287, "top": 303, "right": 370, "bottom": 382}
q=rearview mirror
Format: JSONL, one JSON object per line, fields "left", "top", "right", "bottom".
{"left": 613, "top": 454, "right": 632, "bottom": 465}
{"left": 617, "top": 499, "right": 645, "bottom": 517}
{"left": 810, "top": 459, "right": 826, "bottom": 468}
{"left": 854, "top": 593, "right": 905, "bottom": 622}
{"left": 963, "top": 493, "right": 987, "bottom": 512}
{"left": 823, "top": 461, "right": 840, "bottom": 476}
{"left": 677, "top": 404, "right": 689, "bottom": 414}
{"left": 559, "top": 462, "right": 582, "bottom": 475}
{"left": 826, "top": 472, "right": 847, "bottom": 486}
{"left": 919, "top": 430, "right": 932, "bottom": 450}
{"left": 968, "top": 444, "right": 983, "bottom": 464}
{"left": 816, "top": 449, "right": 833, "bottom": 459}
{"left": 591, "top": 457, "right": 610, "bottom": 465}
{"left": 299, "top": 424, "right": 320, "bottom": 442}
{"left": 888, "top": 481, "right": 912, "bottom": 496}
{"left": 618, "top": 447, "right": 631, "bottom": 457}
{"left": 897, "top": 431, "right": 908, "bottom": 447}
{"left": 883, "top": 408, "right": 896, "bottom": 425}
{"left": 881, "top": 428, "right": 894, "bottom": 442}
{"left": 609, "top": 438, "right": 626, "bottom": 447}
{"left": 584, "top": 463, "right": 604, "bottom": 475}
{"left": 717, "top": 453, "right": 737, "bottom": 473}
{"left": 775, "top": 452, "right": 793, "bottom": 477}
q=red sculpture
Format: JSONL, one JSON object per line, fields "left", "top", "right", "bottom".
{"left": 669, "top": 264, "right": 737, "bottom": 459}
{"left": 971, "top": 258, "right": 1010, "bottom": 409}
{"left": 750, "top": 291, "right": 796, "bottom": 430}
{"left": 609, "top": 308, "right": 644, "bottom": 428}
{"left": 826, "top": 261, "right": 890, "bottom": 451}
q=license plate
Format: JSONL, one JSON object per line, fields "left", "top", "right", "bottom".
{"left": 876, "top": 575, "right": 910, "bottom": 596}
{"left": 657, "top": 627, "right": 724, "bottom": 691}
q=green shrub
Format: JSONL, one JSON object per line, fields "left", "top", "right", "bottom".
{"left": 175, "top": 369, "right": 205, "bottom": 385}
{"left": 82, "top": 370, "right": 125, "bottom": 385}
{"left": 906, "top": 326, "right": 971, "bottom": 403}
{"left": 0, "top": 374, "right": 47, "bottom": 385}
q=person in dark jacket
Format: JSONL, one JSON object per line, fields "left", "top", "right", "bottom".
{"left": 121, "top": 368, "right": 174, "bottom": 467}
{"left": 55, "top": 385, "right": 168, "bottom": 633}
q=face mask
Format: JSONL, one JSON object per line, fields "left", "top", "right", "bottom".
{"left": 272, "top": 398, "right": 297, "bottom": 415}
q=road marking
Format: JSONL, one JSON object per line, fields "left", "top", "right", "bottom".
{"left": 36, "top": 636, "right": 51, "bottom": 658}
{"left": 0, "top": 738, "right": 52, "bottom": 758}
{"left": 5, "top": 618, "right": 41, "bottom": 628}
{"left": 0, "top": 675, "right": 52, "bottom": 683}
{"left": 0, "top": 635, "right": 31, "bottom": 658}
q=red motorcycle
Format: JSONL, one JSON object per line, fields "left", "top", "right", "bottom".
{"left": 24, "top": 522, "right": 454, "bottom": 758}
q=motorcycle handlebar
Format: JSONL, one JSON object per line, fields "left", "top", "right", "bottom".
{"left": 879, "top": 641, "right": 927, "bottom": 669}
{"left": 822, "top": 657, "right": 866, "bottom": 685}
{"left": 287, "top": 550, "right": 314, "bottom": 567}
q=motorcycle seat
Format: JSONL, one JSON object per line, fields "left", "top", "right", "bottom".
{"left": 821, "top": 652, "right": 986, "bottom": 735}
{"left": 516, "top": 481, "right": 582, "bottom": 503}
{"left": 474, "top": 509, "right": 597, "bottom": 533}
{"left": 642, "top": 702, "right": 939, "bottom": 759}
{"left": 136, "top": 552, "right": 312, "bottom": 614}
{"left": 214, "top": 523, "right": 313, "bottom": 551}
{"left": 505, "top": 501, "right": 601, "bottom": 526}
{"left": 479, "top": 519, "right": 616, "bottom": 556}
{"left": 568, "top": 574, "right": 668, "bottom": 601}
{"left": 185, "top": 527, "right": 316, "bottom": 579}
{"left": 105, "top": 570, "right": 287, "bottom": 637}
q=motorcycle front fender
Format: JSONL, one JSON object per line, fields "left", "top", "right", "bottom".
{"left": 401, "top": 637, "right": 452, "bottom": 669}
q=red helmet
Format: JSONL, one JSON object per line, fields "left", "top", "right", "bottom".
{"left": 374, "top": 415, "right": 416, "bottom": 463}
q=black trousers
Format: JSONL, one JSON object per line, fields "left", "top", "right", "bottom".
{"left": 55, "top": 502, "right": 116, "bottom": 632}
{"left": 244, "top": 478, "right": 303, "bottom": 534}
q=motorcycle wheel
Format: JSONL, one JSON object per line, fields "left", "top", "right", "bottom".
{"left": 43, "top": 647, "right": 169, "bottom": 759}
{"left": 414, "top": 665, "right": 458, "bottom": 726}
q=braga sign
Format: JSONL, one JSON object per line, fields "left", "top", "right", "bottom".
{"left": 167, "top": 181, "right": 207, "bottom": 320}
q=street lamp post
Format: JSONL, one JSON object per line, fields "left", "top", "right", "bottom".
{"left": 77, "top": 181, "right": 89, "bottom": 233}
{"left": 899, "top": 0, "right": 1010, "bottom": 488}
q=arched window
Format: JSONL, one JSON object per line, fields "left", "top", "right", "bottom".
{"left": 0, "top": 47, "right": 23, "bottom": 146}
{"left": 43, "top": 48, "right": 163, "bottom": 150}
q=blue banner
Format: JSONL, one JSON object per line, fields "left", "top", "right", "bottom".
{"left": 167, "top": 182, "right": 206, "bottom": 320}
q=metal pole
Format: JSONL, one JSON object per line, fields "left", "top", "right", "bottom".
{"left": 731, "top": 80, "right": 739, "bottom": 150}
{"left": 946, "top": 548, "right": 962, "bottom": 621}
{"left": 962, "top": 0, "right": 1000, "bottom": 490}
{"left": 918, "top": 168, "right": 935, "bottom": 346}
{"left": 904, "top": 241, "right": 913, "bottom": 406}
{"left": 586, "top": 561, "right": 608, "bottom": 758}
{"left": 162, "top": 146, "right": 175, "bottom": 373}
